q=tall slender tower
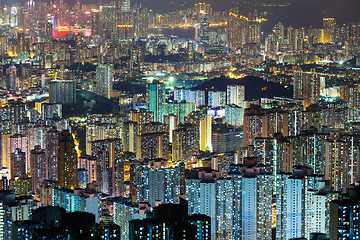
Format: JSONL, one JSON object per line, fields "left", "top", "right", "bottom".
{"left": 147, "top": 82, "right": 165, "bottom": 122}
{"left": 58, "top": 130, "right": 78, "bottom": 189}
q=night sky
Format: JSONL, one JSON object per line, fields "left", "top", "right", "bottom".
{"left": 4, "top": 0, "right": 360, "bottom": 27}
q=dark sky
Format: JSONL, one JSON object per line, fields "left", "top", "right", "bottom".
{"left": 5, "top": 0, "right": 360, "bottom": 27}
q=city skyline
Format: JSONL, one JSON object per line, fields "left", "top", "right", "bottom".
{"left": 0, "top": 0, "right": 359, "bottom": 239}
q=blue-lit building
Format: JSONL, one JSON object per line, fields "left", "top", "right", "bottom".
{"left": 52, "top": 188, "right": 101, "bottom": 222}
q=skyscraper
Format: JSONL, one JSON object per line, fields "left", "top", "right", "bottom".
{"left": 172, "top": 124, "right": 199, "bottom": 163}
{"left": 323, "top": 18, "right": 336, "bottom": 43}
{"left": 58, "top": 130, "right": 78, "bottom": 189}
{"left": 49, "top": 80, "right": 76, "bottom": 104}
{"left": 91, "top": 138, "right": 122, "bottom": 195}
{"left": 96, "top": 63, "right": 114, "bottom": 99}
{"left": 293, "top": 69, "right": 322, "bottom": 107}
{"left": 10, "top": 148, "right": 26, "bottom": 179}
{"left": 135, "top": 159, "right": 181, "bottom": 207}
{"left": 147, "top": 82, "right": 165, "bottom": 122}
{"left": 45, "top": 129, "right": 59, "bottom": 181}
{"left": 199, "top": 11, "right": 209, "bottom": 44}
{"left": 30, "top": 146, "right": 47, "bottom": 196}
{"left": 276, "top": 167, "right": 325, "bottom": 240}
{"left": 99, "top": 5, "right": 116, "bottom": 40}
{"left": 227, "top": 85, "right": 245, "bottom": 107}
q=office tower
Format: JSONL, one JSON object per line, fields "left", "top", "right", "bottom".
{"left": 91, "top": 138, "right": 122, "bottom": 195}
{"left": 199, "top": 11, "right": 209, "bottom": 44}
{"left": 172, "top": 124, "right": 199, "bottom": 163}
{"left": 276, "top": 167, "right": 325, "bottom": 240}
{"left": 248, "top": 22, "right": 261, "bottom": 44}
{"left": 228, "top": 9, "right": 248, "bottom": 47}
{"left": 45, "top": 21, "right": 53, "bottom": 44}
{"left": 8, "top": 65, "right": 19, "bottom": 92}
{"left": 133, "top": 6, "right": 150, "bottom": 39}
{"left": 212, "top": 127, "right": 242, "bottom": 153}
{"left": 329, "top": 186, "right": 360, "bottom": 240}
{"left": 227, "top": 85, "right": 245, "bottom": 107}
{"left": 10, "top": 7, "right": 18, "bottom": 27}
{"left": 52, "top": 188, "right": 101, "bottom": 222}
{"left": 225, "top": 104, "right": 244, "bottom": 127}
{"left": 45, "top": 129, "right": 59, "bottom": 181}
{"left": 208, "top": 91, "right": 226, "bottom": 107}
{"left": 130, "top": 201, "right": 211, "bottom": 240}
{"left": 91, "top": 9, "right": 100, "bottom": 35}
{"left": 96, "top": 63, "right": 113, "bottom": 99}
{"left": 10, "top": 148, "right": 26, "bottom": 179}
{"left": 17, "top": 29, "right": 24, "bottom": 53}
{"left": 30, "top": 146, "right": 46, "bottom": 196}
{"left": 58, "top": 130, "right": 78, "bottom": 189}
{"left": 99, "top": 5, "right": 116, "bottom": 40}
{"left": 118, "top": 0, "right": 133, "bottom": 39}
{"left": 323, "top": 18, "right": 336, "bottom": 43}
{"left": 135, "top": 159, "right": 181, "bottom": 207}
{"left": 122, "top": 0, "right": 131, "bottom": 12}
{"left": 147, "top": 82, "right": 165, "bottom": 122}
{"left": 293, "top": 70, "right": 322, "bottom": 107}
{"left": 49, "top": 80, "right": 76, "bottom": 104}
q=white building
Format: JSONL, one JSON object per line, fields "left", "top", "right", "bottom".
{"left": 96, "top": 63, "right": 114, "bottom": 99}
{"left": 225, "top": 104, "right": 244, "bottom": 127}
{"left": 208, "top": 91, "right": 226, "bottom": 107}
{"left": 227, "top": 85, "right": 245, "bottom": 107}
{"left": 276, "top": 167, "right": 326, "bottom": 240}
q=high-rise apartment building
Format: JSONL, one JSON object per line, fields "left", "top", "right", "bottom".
{"left": 147, "top": 82, "right": 165, "bottom": 122}
{"left": 323, "top": 18, "right": 336, "bottom": 43}
{"left": 91, "top": 138, "right": 122, "bottom": 195}
{"left": 58, "top": 130, "right": 78, "bottom": 189}
{"left": 96, "top": 64, "right": 113, "bottom": 99}
{"left": 10, "top": 148, "right": 26, "bottom": 179}
{"left": 172, "top": 124, "right": 199, "bottom": 163}
{"left": 135, "top": 159, "right": 181, "bottom": 207}
{"left": 276, "top": 167, "right": 326, "bottom": 240}
{"left": 227, "top": 84, "right": 245, "bottom": 107}
{"left": 30, "top": 146, "right": 47, "bottom": 196}
{"left": 49, "top": 80, "right": 76, "bottom": 104}
{"left": 293, "top": 70, "right": 323, "bottom": 107}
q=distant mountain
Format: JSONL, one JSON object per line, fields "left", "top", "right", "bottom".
{"left": 192, "top": 75, "right": 293, "bottom": 101}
